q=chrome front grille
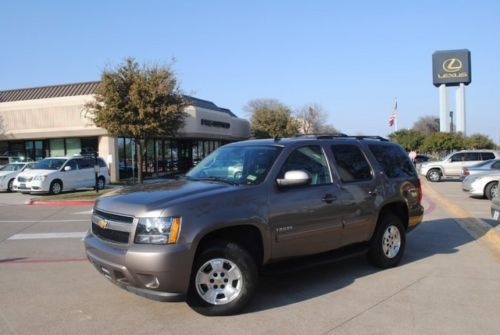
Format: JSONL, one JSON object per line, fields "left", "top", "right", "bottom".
{"left": 17, "top": 176, "right": 33, "bottom": 183}
{"left": 91, "top": 209, "right": 134, "bottom": 244}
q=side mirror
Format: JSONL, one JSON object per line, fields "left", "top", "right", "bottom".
{"left": 276, "top": 170, "right": 311, "bottom": 188}
{"left": 64, "top": 166, "right": 72, "bottom": 172}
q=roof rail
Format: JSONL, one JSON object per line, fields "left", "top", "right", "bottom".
{"left": 293, "top": 134, "right": 388, "bottom": 141}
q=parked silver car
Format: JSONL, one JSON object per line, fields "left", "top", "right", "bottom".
{"left": 0, "top": 162, "right": 34, "bottom": 192}
{"left": 420, "top": 150, "right": 500, "bottom": 182}
{"left": 462, "top": 159, "right": 500, "bottom": 178}
{"left": 462, "top": 172, "right": 500, "bottom": 200}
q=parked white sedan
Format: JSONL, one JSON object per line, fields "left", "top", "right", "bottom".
{"left": 462, "top": 172, "right": 500, "bottom": 200}
{"left": 0, "top": 162, "right": 35, "bottom": 192}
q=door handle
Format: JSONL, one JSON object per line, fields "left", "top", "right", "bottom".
{"left": 321, "top": 193, "right": 337, "bottom": 203}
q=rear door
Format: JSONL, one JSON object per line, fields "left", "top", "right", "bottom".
{"left": 330, "top": 143, "right": 380, "bottom": 246}
{"left": 78, "top": 158, "right": 95, "bottom": 188}
{"left": 444, "top": 153, "right": 467, "bottom": 176}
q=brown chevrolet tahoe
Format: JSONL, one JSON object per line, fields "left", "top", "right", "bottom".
{"left": 84, "top": 135, "right": 424, "bottom": 316}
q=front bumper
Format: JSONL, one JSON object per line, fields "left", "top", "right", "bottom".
{"left": 12, "top": 179, "right": 49, "bottom": 193}
{"left": 84, "top": 231, "right": 193, "bottom": 302}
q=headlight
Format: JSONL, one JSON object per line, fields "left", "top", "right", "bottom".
{"left": 33, "top": 175, "right": 48, "bottom": 181}
{"left": 135, "top": 217, "right": 181, "bottom": 244}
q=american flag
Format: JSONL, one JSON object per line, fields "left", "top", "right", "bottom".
{"left": 389, "top": 99, "right": 397, "bottom": 127}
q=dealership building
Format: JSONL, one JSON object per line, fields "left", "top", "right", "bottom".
{"left": 0, "top": 81, "right": 251, "bottom": 182}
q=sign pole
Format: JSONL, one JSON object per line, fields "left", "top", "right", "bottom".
{"left": 439, "top": 84, "right": 449, "bottom": 132}
{"left": 456, "top": 83, "right": 466, "bottom": 135}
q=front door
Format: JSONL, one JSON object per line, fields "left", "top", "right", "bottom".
{"left": 269, "top": 145, "right": 343, "bottom": 259}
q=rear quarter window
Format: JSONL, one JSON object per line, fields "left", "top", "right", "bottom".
{"left": 481, "top": 152, "right": 495, "bottom": 160}
{"left": 368, "top": 144, "right": 416, "bottom": 178}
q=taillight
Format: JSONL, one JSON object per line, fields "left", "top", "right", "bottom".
{"left": 417, "top": 178, "right": 423, "bottom": 202}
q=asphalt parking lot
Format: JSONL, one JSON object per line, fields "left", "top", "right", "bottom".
{"left": 0, "top": 179, "right": 499, "bottom": 335}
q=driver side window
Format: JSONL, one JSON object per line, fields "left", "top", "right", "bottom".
{"left": 279, "top": 146, "right": 332, "bottom": 186}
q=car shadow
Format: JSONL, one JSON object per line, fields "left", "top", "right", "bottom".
{"left": 244, "top": 217, "right": 483, "bottom": 313}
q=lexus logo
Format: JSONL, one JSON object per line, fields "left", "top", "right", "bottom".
{"left": 442, "top": 58, "right": 463, "bottom": 73}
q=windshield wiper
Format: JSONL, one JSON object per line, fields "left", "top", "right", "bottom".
{"left": 192, "top": 176, "right": 239, "bottom": 186}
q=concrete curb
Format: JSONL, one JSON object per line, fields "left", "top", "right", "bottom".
{"left": 25, "top": 199, "right": 95, "bottom": 206}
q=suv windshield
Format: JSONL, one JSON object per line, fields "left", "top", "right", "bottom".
{"left": 32, "top": 159, "right": 66, "bottom": 170}
{"left": 0, "top": 163, "right": 23, "bottom": 171}
{"left": 187, "top": 145, "right": 282, "bottom": 185}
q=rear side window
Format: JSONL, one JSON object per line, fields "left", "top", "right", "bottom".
{"left": 368, "top": 144, "right": 416, "bottom": 178}
{"left": 464, "top": 152, "right": 480, "bottom": 161}
{"left": 331, "top": 145, "right": 372, "bottom": 182}
{"left": 481, "top": 152, "right": 495, "bottom": 160}
{"left": 492, "top": 161, "right": 500, "bottom": 169}
{"left": 98, "top": 158, "right": 107, "bottom": 168}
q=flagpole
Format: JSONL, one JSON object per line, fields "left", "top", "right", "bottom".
{"left": 394, "top": 97, "right": 398, "bottom": 131}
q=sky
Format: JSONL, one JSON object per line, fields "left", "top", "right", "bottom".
{"left": 1, "top": 0, "right": 499, "bottom": 143}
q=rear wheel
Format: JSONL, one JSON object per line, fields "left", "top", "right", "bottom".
{"left": 426, "top": 169, "right": 442, "bottom": 182}
{"left": 97, "top": 177, "right": 105, "bottom": 190}
{"left": 187, "top": 240, "right": 258, "bottom": 316}
{"left": 368, "top": 214, "right": 406, "bottom": 268}
{"left": 485, "top": 181, "right": 499, "bottom": 200}
{"left": 49, "top": 180, "right": 62, "bottom": 195}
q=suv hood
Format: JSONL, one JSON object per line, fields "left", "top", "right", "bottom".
{"left": 95, "top": 179, "right": 238, "bottom": 216}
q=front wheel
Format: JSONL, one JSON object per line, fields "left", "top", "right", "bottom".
{"left": 49, "top": 180, "right": 62, "bottom": 195}
{"left": 368, "top": 214, "right": 406, "bottom": 268}
{"left": 485, "top": 181, "right": 499, "bottom": 200}
{"left": 187, "top": 241, "right": 258, "bottom": 316}
{"left": 426, "top": 169, "right": 442, "bottom": 182}
{"left": 7, "top": 179, "right": 14, "bottom": 192}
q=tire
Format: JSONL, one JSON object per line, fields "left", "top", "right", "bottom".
{"left": 368, "top": 214, "right": 406, "bottom": 268}
{"left": 7, "top": 179, "right": 14, "bottom": 192}
{"left": 97, "top": 177, "right": 105, "bottom": 190}
{"left": 426, "top": 169, "right": 442, "bottom": 182}
{"left": 485, "top": 181, "right": 499, "bottom": 200}
{"left": 187, "top": 240, "right": 258, "bottom": 316}
{"left": 49, "top": 180, "right": 63, "bottom": 195}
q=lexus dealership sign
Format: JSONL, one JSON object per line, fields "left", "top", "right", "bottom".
{"left": 432, "top": 49, "right": 471, "bottom": 87}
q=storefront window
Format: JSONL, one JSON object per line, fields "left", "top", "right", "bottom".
{"left": 0, "top": 142, "right": 8, "bottom": 155}
{"left": 65, "top": 138, "right": 81, "bottom": 156}
{"left": 156, "top": 139, "right": 164, "bottom": 173}
{"left": 50, "top": 139, "right": 65, "bottom": 157}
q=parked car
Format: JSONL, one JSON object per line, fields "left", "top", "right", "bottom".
{"left": 0, "top": 162, "right": 35, "bottom": 192}
{"left": 84, "top": 135, "right": 423, "bottom": 316}
{"left": 462, "top": 172, "right": 500, "bottom": 200}
{"left": 13, "top": 156, "right": 110, "bottom": 194}
{"left": 462, "top": 159, "right": 500, "bottom": 178}
{"left": 419, "top": 150, "right": 500, "bottom": 182}
{"left": 491, "top": 181, "right": 500, "bottom": 220}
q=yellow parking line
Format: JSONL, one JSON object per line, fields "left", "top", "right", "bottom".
{"left": 422, "top": 181, "right": 500, "bottom": 261}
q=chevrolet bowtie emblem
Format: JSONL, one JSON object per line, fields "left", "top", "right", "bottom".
{"left": 96, "top": 219, "right": 108, "bottom": 229}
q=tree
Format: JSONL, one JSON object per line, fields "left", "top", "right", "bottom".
{"left": 420, "top": 132, "right": 466, "bottom": 154}
{"left": 295, "top": 104, "right": 339, "bottom": 135}
{"left": 465, "top": 133, "right": 496, "bottom": 149}
{"left": 412, "top": 116, "right": 440, "bottom": 135}
{"left": 85, "top": 58, "right": 187, "bottom": 183}
{"left": 246, "top": 99, "right": 298, "bottom": 138}
{"left": 388, "top": 129, "right": 425, "bottom": 151}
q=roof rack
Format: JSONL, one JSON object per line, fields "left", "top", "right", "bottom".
{"left": 293, "top": 134, "right": 388, "bottom": 141}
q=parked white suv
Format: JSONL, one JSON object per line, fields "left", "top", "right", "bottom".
{"left": 419, "top": 150, "right": 500, "bottom": 182}
{"left": 13, "top": 156, "right": 110, "bottom": 194}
